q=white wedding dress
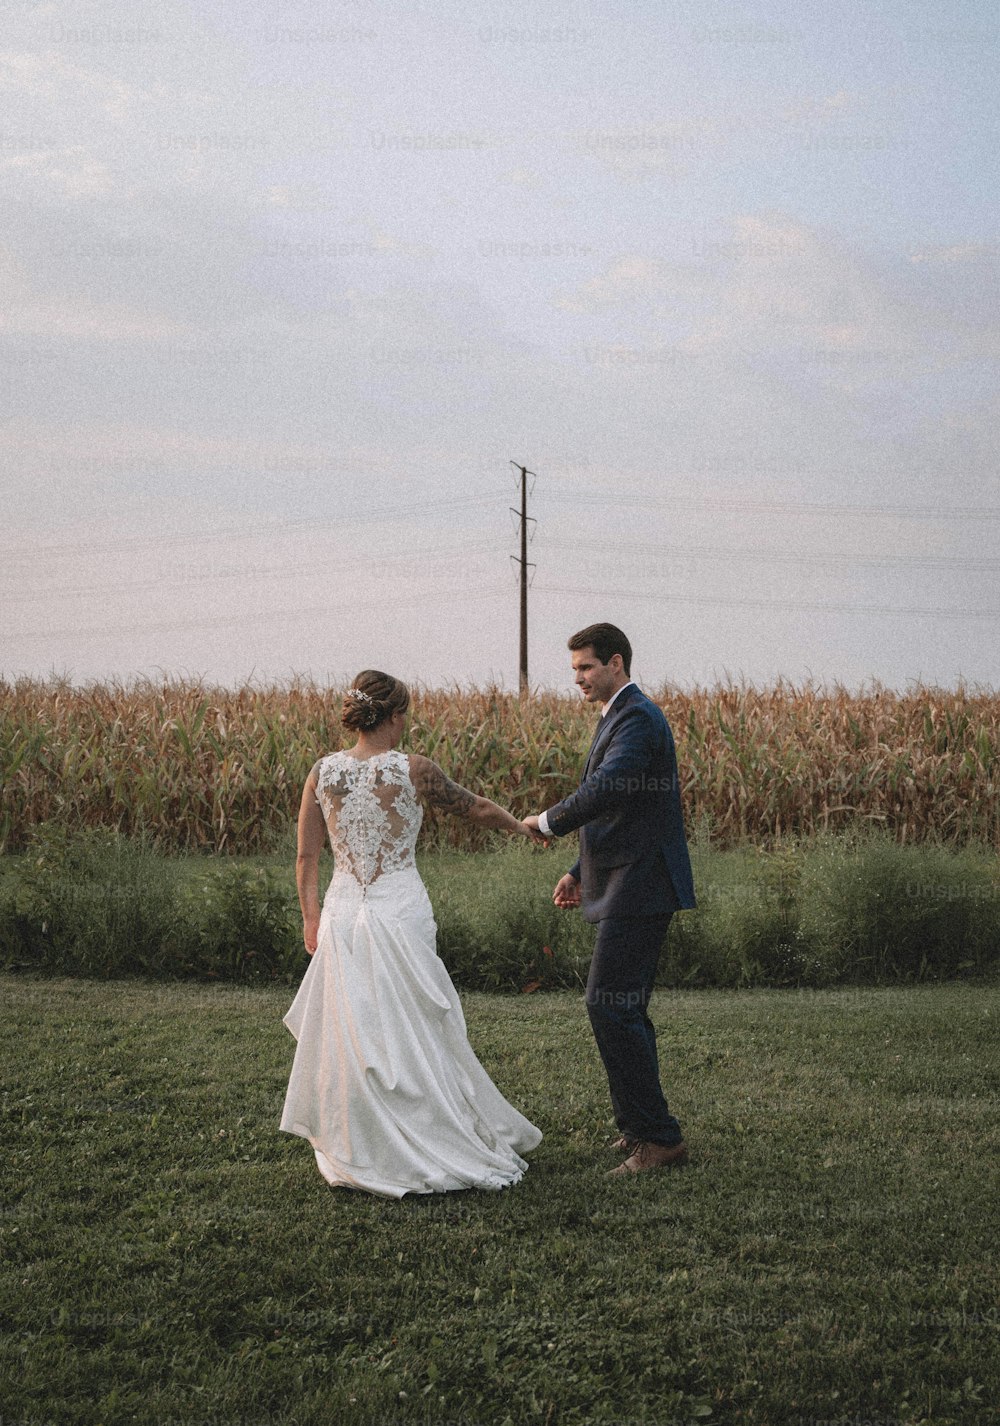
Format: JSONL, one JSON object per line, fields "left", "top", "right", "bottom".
{"left": 280, "top": 749, "right": 542, "bottom": 1197}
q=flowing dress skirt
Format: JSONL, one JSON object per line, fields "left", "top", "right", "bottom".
{"left": 280, "top": 867, "right": 542, "bottom": 1197}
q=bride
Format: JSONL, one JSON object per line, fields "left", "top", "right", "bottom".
{"left": 280, "top": 669, "right": 543, "bottom": 1197}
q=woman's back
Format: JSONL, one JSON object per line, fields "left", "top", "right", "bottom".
{"left": 314, "top": 749, "right": 423, "bottom": 888}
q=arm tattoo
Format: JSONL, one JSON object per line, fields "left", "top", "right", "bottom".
{"left": 422, "top": 764, "right": 476, "bottom": 815}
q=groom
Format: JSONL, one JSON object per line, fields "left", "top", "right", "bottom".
{"left": 523, "top": 623, "right": 696, "bottom": 1175}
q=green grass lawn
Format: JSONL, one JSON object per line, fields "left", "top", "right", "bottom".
{"left": 1, "top": 977, "right": 997, "bottom": 1426}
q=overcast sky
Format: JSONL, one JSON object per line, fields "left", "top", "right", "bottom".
{"left": 3, "top": 0, "right": 998, "bottom": 694}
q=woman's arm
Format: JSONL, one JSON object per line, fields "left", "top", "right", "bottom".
{"left": 296, "top": 765, "right": 326, "bottom": 953}
{"left": 408, "top": 754, "right": 540, "bottom": 838}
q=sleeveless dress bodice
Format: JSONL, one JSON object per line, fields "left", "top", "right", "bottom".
{"left": 315, "top": 749, "right": 422, "bottom": 889}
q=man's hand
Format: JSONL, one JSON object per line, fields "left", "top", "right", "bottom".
{"left": 553, "top": 873, "right": 581, "bottom": 909}
{"left": 521, "top": 815, "right": 549, "bottom": 846}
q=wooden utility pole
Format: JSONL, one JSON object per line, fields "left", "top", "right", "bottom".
{"left": 509, "top": 462, "right": 536, "bottom": 696}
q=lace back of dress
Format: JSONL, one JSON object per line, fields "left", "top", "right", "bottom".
{"left": 315, "top": 750, "right": 422, "bottom": 887}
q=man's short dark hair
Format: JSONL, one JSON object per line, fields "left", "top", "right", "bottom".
{"left": 568, "top": 623, "right": 632, "bottom": 676}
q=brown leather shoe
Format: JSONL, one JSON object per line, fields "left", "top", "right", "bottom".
{"left": 610, "top": 1134, "right": 638, "bottom": 1153}
{"left": 606, "top": 1140, "right": 688, "bottom": 1176}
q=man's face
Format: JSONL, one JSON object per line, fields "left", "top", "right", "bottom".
{"left": 571, "top": 646, "right": 623, "bottom": 704}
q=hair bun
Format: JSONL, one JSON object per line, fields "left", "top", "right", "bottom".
{"left": 341, "top": 671, "right": 409, "bottom": 733}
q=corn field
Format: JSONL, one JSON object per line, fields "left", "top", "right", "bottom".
{"left": 1, "top": 676, "right": 998, "bottom": 854}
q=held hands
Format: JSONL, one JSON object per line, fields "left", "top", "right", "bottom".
{"left": 520, "top": 814, "right": 550, "bottom": 847}
{"left": 553, "top": 873, "right": 581, "bottom": 909}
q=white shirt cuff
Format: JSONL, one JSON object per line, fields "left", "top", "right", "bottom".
{"left": 537, "top": 810, "right": 553, "bottom": 837}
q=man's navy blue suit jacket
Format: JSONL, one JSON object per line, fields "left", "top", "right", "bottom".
{"left": 545, "top": 683, "right": 696, "bottom": 923}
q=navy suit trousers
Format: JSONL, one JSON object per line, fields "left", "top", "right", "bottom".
{"left": 585, "top": 914, "right": 683, "bottom": 1147}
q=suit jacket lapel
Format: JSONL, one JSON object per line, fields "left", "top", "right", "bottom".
{"left": 583, "top": 718, "right": 604, "bottom": 777}
{"left": 584, "top": 685, "right": 638, "bottom": 775}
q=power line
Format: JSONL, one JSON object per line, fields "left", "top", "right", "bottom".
{"left": 535, "top": 491, "right": 1000, "bottom": 521}
{"left": 9, "top": 586, "right": 515, "bottom": 643}
{"left": 534, "top": 536, "right": 1000, "bottom": 572}
{"left": 14, "top": 579, "right": 992, "bottom": 644}
{"left": 1, "top": 540, "right": 498, "bottom": 604}
{"left": 5, "top": 488, "right": 996, "bottom": 574}
{"left": 536, "top": 583, "right": 1000, "bottom": 620}
{"left": 0, "top": 494, "right": 500, "bottom": 565}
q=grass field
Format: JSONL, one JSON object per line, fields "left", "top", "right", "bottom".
{"left": 1, "top": 977, "right": 997, "bottom": 1426}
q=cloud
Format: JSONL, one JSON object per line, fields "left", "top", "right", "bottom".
{"left": 4, "top": 418, "right": 393, "bottom": 473}
{"left": 553, "top": 214, "right": 993, "bottom": 379}
{"left": 554, "top": 256, "right": 672, "bottom": 313}
{"left": 0, "top": 246, "right": 195, "bottom": 340}
{"left": 0, "top": 22, "right": 279, "bottom": 210}
{"left": 367, "top": 226, "right": 436, "bottom": 260}
{"left": 573, "top": 118, "right": 716, "bottom": 180}
{"left": 0, "top": 46, "right": 140, "bottom": 124}
{"left": 909, "top": 243, "right": 1000, "bottom": 265}
{"left": 499, "top": 167, "right": 543, "bottom": 189}
{"left": 778, "top": 89, "right": 855, "bottom": 125}
{"left": 1, "top": 295, "right": 191, "bottom": 341}
{"left": 0, "top": 144, "right": 113, "bottom": 198}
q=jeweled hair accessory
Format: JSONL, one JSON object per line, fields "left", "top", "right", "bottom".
{"left": 348, "top": 688, "right": 374, "bottom": 704}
